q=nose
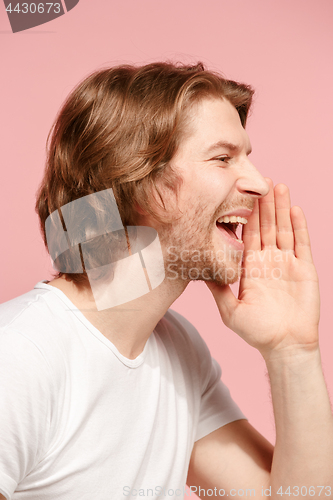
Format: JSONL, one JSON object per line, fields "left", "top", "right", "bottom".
{"left": 235, "top": 159, "right": 270, "bottom": 198}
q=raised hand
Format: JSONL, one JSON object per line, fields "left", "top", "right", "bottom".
{"left": 207, "top": 179, "right": 320, "bottom": 358}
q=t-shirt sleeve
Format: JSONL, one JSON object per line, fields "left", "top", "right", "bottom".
{"left": 167, "top": 310, "right": 247, "bottom": 442}
{"left": 195, "top": 354, "right": 247, "bottom": 441}
{"left": 0, "top": 328, "right": 53, "bottom": 499}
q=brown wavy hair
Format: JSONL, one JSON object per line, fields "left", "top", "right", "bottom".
{"left": 35, "top": 61, "right": 254, "bottom": 286}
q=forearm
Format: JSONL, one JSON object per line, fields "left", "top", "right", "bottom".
{"left": 263, "top": 343, "right": 333, "bottom": 498}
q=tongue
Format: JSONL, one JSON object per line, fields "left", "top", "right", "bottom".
{"left": 217, "top": 222, "right": 237, "bottom": 239}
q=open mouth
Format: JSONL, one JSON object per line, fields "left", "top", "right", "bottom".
{"left": 216, "top": 215, "right": 248, "bottom": 242}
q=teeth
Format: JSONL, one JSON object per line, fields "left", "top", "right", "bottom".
{"left": 217, "top": 216, "right": 248, "bottom": 224}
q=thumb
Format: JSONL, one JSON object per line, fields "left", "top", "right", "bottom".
{"left": 205, "top": 282, "right": 239, "bottom": 327}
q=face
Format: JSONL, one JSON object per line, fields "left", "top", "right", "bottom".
{"left": 150, "top": 97, "right": 269, "bottom": 286}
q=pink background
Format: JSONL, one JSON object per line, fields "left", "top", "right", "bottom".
{"left": 1, "top": 0, "right": 332, "bottom": 462}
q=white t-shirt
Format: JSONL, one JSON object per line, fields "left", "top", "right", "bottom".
{"left": 0, "top": 281, "right": 246, "bottom": 500}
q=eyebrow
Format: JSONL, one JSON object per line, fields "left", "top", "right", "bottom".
{"left": 204, "top": 140, "right": 252, "bottom": 156}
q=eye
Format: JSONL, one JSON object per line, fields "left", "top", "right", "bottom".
{"left": 215, "top": 155, "right": 230, "bottom": 164}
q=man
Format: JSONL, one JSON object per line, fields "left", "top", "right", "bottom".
{"left": 0, "top": 62, "right": 332, "bottom": 500}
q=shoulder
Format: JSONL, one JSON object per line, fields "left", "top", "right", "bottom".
{"left": 0, "top": 286, "right": 50, "bottom": 329}
{"left": 159, "top": 308, "right": 211, "bottom": 357}
{"left": 155, "top": 309, "right": 215, "bottom": 386}
{"left": 0, "top": 284, "right": 70, "bottom": 380}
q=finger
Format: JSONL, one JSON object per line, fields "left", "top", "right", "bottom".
{"left": 275, "top": 183, "right": 294, "bottom": 251}
{"left": 242, "top": 199, "right": 261, "bottom": 252}
{"left": 259, "top": 178, "right": 276, "bottom": 248}
{"left": 290, "top": 206, "right": 313, "bottom": 262}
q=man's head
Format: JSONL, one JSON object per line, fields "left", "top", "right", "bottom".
{"left": 35, "top": 61, "right": 264, "bottom": 288}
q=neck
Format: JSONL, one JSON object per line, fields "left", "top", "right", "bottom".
{"left": 47, "top": 275, "right": 188, "bottom": 359}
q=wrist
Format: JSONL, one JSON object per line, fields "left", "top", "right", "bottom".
{"left": 262, "top": 346, "right": 324, "bottom": 406}
{"left": 260, "top": 338, "right": 320, "bottom": 368}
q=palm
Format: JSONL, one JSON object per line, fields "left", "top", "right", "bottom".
{"left": 207, "top": 181, "right": 320, "bottom": 356}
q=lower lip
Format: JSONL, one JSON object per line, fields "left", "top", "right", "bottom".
{"left": 216, "top": 223, "right": 245, "bottom": 251}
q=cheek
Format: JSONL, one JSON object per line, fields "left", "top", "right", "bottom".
{"left": 182, "top": 176, "right": 232, "bottom": 212}
{"left": 201, "top": 168, "right": 233, "bottom": 192}
{"left": 174, "top": 163, "right": 235, "bottom": 212}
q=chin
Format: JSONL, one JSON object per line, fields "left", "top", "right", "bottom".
{"left": 208, "top": 262, "right": 242, "bottom": 286}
